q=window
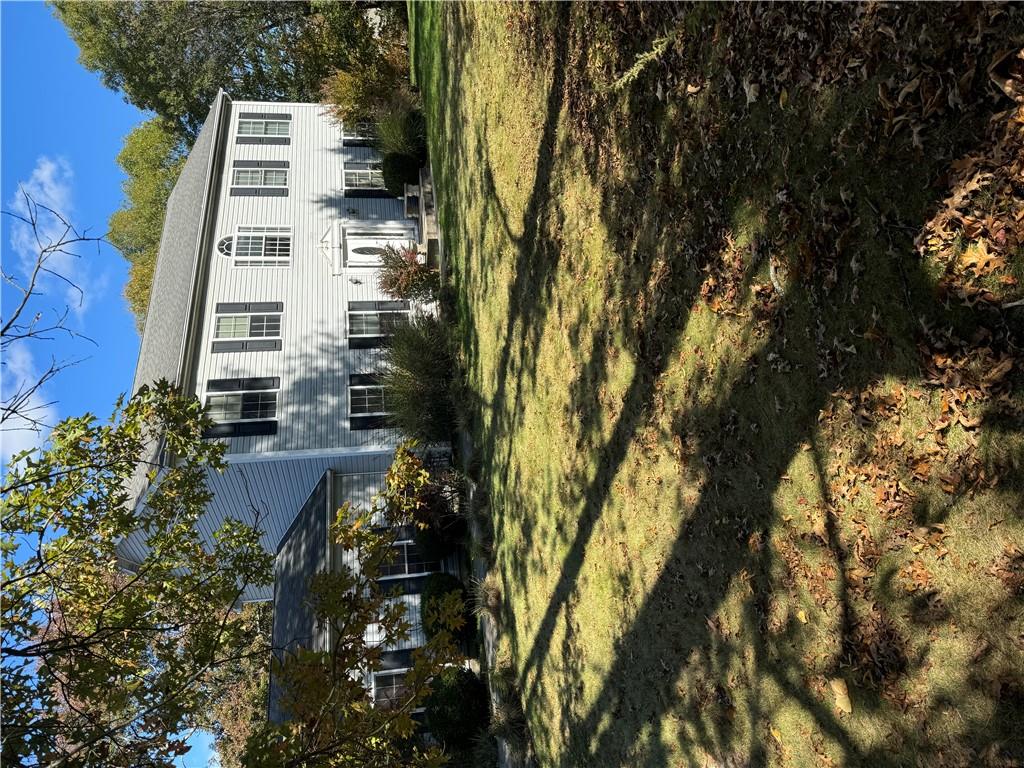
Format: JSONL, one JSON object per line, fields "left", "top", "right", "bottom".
{"left": 344, "top": 161, "right": 384, "bottom": 190}
{"left": 218, "top": 227, "right": 291, "bottom": 267}
{"left": 202, "top": 377, "right": 280, "bottom": 438}
{"left": 347, "top": 301, "right": 410, "bottom": 349}
{"left": 232, "top": 168, "right": 288, "bottom": 187}
{"left": 350, "top": 385, "right": 386, "bottom": 416}
{"left": 210, "top": 302, "right": 283, "bottom": 352}
{"left": 206, "top": 392, "right": 277, "bottom": 421}
{"left": 349, "top": 374, "right": 391, "bottom": 430}
{"left": 372, "top": 671, "right": 410, "bottom": 710}
{"left": 237, "top": 119, "right": 290, "bottom": 137}
{"left": 379, "top": 541, "right": 440, "bottom": 579}
{"left": 215, "top": 313, "right": 281, "bottom": 339}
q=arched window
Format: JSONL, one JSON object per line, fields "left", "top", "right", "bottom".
{"left": 217, "top": 236, "right": 233, "bottom": 257}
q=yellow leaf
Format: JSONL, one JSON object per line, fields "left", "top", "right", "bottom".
{"left": 830, "top": 678, "right": 853, "bottom": 714}
{"left": 796, "top": 609, "right": 808, "bottom": 624}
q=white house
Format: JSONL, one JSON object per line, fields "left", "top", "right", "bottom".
{"left": 117, "top": 90, "right": 441, "bottom": 604}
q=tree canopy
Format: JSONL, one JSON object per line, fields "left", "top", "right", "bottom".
{"left": 52, "top": 1, "right": 378, "bottom": 138}
{"left": 1, "top": 381, "right": 273, "bottom": 766}
{"left": 107, "top": 118, "right": 186, "bottom": 328}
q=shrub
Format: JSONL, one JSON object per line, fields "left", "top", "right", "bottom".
{"left": 381, "top": 313, "right": 455, "bottom": 444}
{"left": 378, "top": 244, "right": 439, "bottom": 303}
{"left": 374, "top": 97, "right": 427, "bottom": 162}
{"left": 381, "top": 152, "right": 422, "bottom": 197}
{"left": 423, "top": 666, "right": 490, "bottom": 753}
{"left": 422, "top": 573, "right": 472, "bottom": 645}
{"left": 320, "top": 39, "right": 411, "bottom": 126}
{"left": 470, "top": 574, "right": 502, "bottom": 622}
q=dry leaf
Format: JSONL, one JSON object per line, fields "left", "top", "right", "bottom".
{"left": 830, "top": 678, "right": 853, "bottom": 714}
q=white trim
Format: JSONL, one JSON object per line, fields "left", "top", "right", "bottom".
{"left": 221, "top": 225, "right": 293, "bottom": 268}
{"left": 222, "top": 447, "right": 396, "bottom": 464}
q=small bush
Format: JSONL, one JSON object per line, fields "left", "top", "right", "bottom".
{"left": 375, "top": 97, "right": 427, "bottom": 162}
{"left": 423, "top": 666, "right": 490, "bottom": 753}
{"left": 378, "top": 245, "right": 438, "bottom": 303}
{"left": 470, "top": 574, "right": 502, "bottom": 622}
{"left": 381, "top": 152, "right": 422, "bottom": 197}
{"left": 422, "top": 573, "right": 472, "bottom": 644}
{"left": 381, "top": 313, "right": 455, "bottom": 444}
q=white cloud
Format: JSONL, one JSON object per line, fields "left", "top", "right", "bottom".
{"left": 1, "top": 342, "right": 58, "bottom": 473}
{"left": 7, "top": 155, "right": 105, "bottom": 317}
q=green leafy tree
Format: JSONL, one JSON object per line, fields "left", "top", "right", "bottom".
{"left": 202, "top": 603, "right": 273, "bottom": 768}
{"left": 244, "top": 443, "right": 465, "bottom": 768}
{"left": 52, "top": 1, "right": 377, "bottom": 138}
{"left": 107, "top": 118, "right": 186, "bottom": 328}
{"left": 1, "top": 381, "right": 273, "bottom": 766}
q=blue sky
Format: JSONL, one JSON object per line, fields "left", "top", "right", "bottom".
{"left": 1, "top": 3, "right": 214, "bottom": 765}
{"left": 2, "top": 0, "right": 140, "bottom": 466}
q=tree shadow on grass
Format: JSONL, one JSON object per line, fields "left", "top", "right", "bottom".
{"left": 415, "top": 2, "right": 1024, "bottom": 766}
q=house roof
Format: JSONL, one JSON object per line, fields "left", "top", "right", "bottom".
{"left": 131, "top": 90, "right": 229, "bottom": 395}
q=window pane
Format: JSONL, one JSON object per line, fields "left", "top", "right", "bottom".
{"left": 380, "top": 545, "right": 408, "bottom": 577}
{"left": 215, "top": 316, "right": 250, "bottom": 338}
{"left": 207, "top": 394, "right": 242, "bottom": 422}
{"left": 263, "top": 169, "right": 288, "bottom": 186}
{"left": 240, "top": 392, "right": 277, "bottom": 420}
{"left": 373, "top": 671, "right": 409, "bottom": 710}
{"left": 248, "top": 314, "right": 281, "bottom": 338}
{"left": 232, "top": 169, "right": 261, "bottom": 185}
{"left": 404, "top": 543, "right": 440, "bottom": 575}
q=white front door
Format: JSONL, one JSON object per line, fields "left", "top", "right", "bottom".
{"left": 343, "top": 226, "right": 416, "bottom": 267}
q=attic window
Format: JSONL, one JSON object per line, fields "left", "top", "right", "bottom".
{"left": 217, "top": 236, "right": 233, "bottom": 257}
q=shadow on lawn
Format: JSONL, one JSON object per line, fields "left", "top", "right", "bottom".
{"left": 417, "top": 2, "right": 1023, "bottom": 766}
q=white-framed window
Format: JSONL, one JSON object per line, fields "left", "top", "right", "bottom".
{"left": 349, "top": 384, "right": 387, "bottom": 416}
{"left": 217, "top": 227, "right": 291, "bottom": 267}
{"left": 347, "top": 309, "right": 408, "bottom": 338}
{"left": 379, "top": 541, "right": 441, "bottom": 579}
{"left": 214, "top": 312, "right": 282, "bottom": 340}
{"left": 343, "top": 161, "right": 384, "bottom": 190}
{"left": 237, "top": 119, "right": 290, "bottom": 137}
{"left": 371, "top": 670, "right": 411, "bottom": 710}
{"left": 231, "top": 168, "right": 288, "bottom": 187}
{"left": 205, "top": 391, "right": 278, "bottom": 422}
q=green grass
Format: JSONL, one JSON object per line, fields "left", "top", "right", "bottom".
{"left": 410, "top": 3, "right": 1024, "bottom": 766}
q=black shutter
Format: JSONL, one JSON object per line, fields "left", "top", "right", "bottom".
{"left": 233, "top": 160, "right": 289, "bottom": 169}
{"left": 215, "top": 302, "right": 283, "bottom": 313}
{"left": 343, "top": 188, "right": 392, "bottom": 199}
{"left": 203, "top": 421, "right": 278, "bottom": 438}
{"left": 207, "top": 377, "right": 280, "bottom": 392}
{"left": 350, "top": 415, "right": 392, "bottom": 430}
{"left": 235, "top": 137, "right": 291, "bottom": 146}
{"left": 349, "top": 337, "right": 385, "bottom": 350}
{"left": 238, "top": 111, "right": 292, "bottom": 120}
{"left": 348, "top": 300, "right": 409, "bottom": 312}
{"left": 349, "top": 373, "right": 382, "bottom": 387}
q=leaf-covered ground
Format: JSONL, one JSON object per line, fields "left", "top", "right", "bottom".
{"left": 410, "top": 3, "right": 1024, "bottom": 766}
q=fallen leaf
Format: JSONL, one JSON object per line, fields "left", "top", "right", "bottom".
{"left": 830, "top": 678, "right": 853, "bottom": 714}
{"left": 797, "top": 609, "right": 808, "bottom": 624}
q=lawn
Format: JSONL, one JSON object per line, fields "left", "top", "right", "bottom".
{"left": 409, "top": 3, "right": 1024, "bottom": 766}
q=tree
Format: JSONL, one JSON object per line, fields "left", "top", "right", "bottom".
{"left": 1, "top": 193, "right": 100, "bottom": 439}
{"left": 1, "top": 381, "right": 273, "bottom": 766}
{"left": 202, "top": 603, "right": 273, "bottom": 768}
{"left": 106, "top": 118, "right": 187, "bottom": 328}
{"left": 52, "top": 1, "right": 377, "bottom": 138}
{"left": 243, "top": 443, "right": 465, "bottom": 768}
